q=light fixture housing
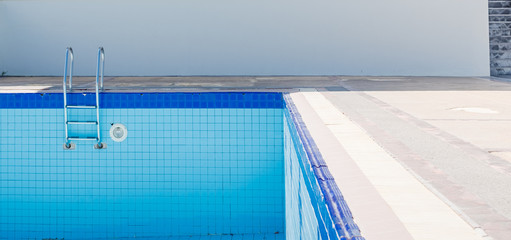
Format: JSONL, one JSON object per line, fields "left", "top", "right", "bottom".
{"left": 110, "top": 123, "right": 128, "bottom": 142}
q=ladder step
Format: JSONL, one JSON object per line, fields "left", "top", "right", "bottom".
{"left": 67, "top": 105, "right": 96, "bottom": 109}
{"left": 67, "top": 137, "right": 99, "bottom": 141}
{"left": 67, "top": 121, "right": 97, "bottom": 125}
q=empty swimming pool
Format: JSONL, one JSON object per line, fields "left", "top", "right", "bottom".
{"left": 0, "top": 92, "right": 363, "bottom": 240}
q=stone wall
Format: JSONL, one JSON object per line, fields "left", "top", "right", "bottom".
{"left": 490, "top": 0, "right": 511, "bottom": 75}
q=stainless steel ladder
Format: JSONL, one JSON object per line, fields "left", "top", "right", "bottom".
{"left": 63, "top": 47, "right": 106, "bottom": 150}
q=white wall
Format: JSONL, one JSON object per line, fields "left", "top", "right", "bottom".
{"left": 0, "top": 0, "right": 490, "bottom": 76}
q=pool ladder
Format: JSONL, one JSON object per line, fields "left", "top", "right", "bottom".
{"left": 63, "top": 47, "right": 106, "bottom": 150}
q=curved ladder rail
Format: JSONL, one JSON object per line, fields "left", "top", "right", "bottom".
{"left": 97, "top": 47, "right": 105, "bottom": 91}
{"left": 95, "top": 47, "right": 105, "bottom": 148}
{"left": 63, "top": 47, "right": 74, "bottom": 148}
{"left": 63, "top": 47, "right": 74, "bottom": 90}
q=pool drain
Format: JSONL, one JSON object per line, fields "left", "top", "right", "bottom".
{"left": 110, "top": 123, "right": 128, "bottom": 142}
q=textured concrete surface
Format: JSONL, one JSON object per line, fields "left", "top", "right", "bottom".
{"left": 1, "top": 76, "right": 511, "bottom": 239}
{"left": 295, "top": 90, "right": 484, "bottom": 240}
{"left": 322, "top": 77, "right": 511, "bottom": 240}
{"left": 4, "top": 76, "right": 511, "bottom": 92}
{"left": 0, "top": 76, "right": 339, "bottom": 92}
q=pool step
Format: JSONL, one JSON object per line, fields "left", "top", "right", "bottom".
{"left": 68, "top": 137, "right": 99, "bottom": 141}
{"left": 67, "top": 105, "right": 96, "bottom": 109}
{"left": 67, "top": 121, "right": 98, "bottom": 125}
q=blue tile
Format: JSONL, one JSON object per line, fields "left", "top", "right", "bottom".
{"left": 0, "top": 92, "right": 283, "bottom": 109}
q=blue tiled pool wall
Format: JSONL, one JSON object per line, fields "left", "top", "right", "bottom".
{"left": 283, "top": 94, "right": 365, "bottom": 240}
{"left": 284, "top": 108, "right": 337, "bottom": 240}
{"left": 0, "top": 92, "right": 284, "bottom": 109}
{"left": 284, "top": 114, "right": 321, "bottom": 239}
{"left": 0, "top": 92, "right": 285, "bottom": 239}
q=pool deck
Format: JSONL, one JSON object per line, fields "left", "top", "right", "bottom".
{"left": 2, "top": 76, "right": 511, "bottom": 240}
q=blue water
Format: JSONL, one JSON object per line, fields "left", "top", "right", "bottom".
{"left": 0, "top": 92, "right": 359, "bottom": 240}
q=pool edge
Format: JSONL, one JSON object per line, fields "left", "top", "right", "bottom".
{"left": 283, "top": 93, "right": 365, "bottom": 240}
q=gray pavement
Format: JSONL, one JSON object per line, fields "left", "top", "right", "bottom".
{"left": 0, "top": 76, "right": 341, "bottom": 92}
{"left": 321, "top": 77, "right": 511, "bottom": 240}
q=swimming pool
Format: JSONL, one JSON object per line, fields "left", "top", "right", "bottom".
{"left": 0, "top": 92, "right": 363, "bottom": 240}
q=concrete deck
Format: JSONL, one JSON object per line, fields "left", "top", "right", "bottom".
{"left": 1, "top": 76, "right": 511, "bottom": 240}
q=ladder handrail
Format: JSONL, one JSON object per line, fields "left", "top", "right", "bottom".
{"left": 97, "top": 47, "right": 105, "bottom": 91}
{"left": 95, "top": 47, "right": 104, "bottom": 146}
{"left": 63, "top": 47, "right": 74, "bottom": 91}
{"left": 63, "top": 47, "right": 74, "bottom": 147}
